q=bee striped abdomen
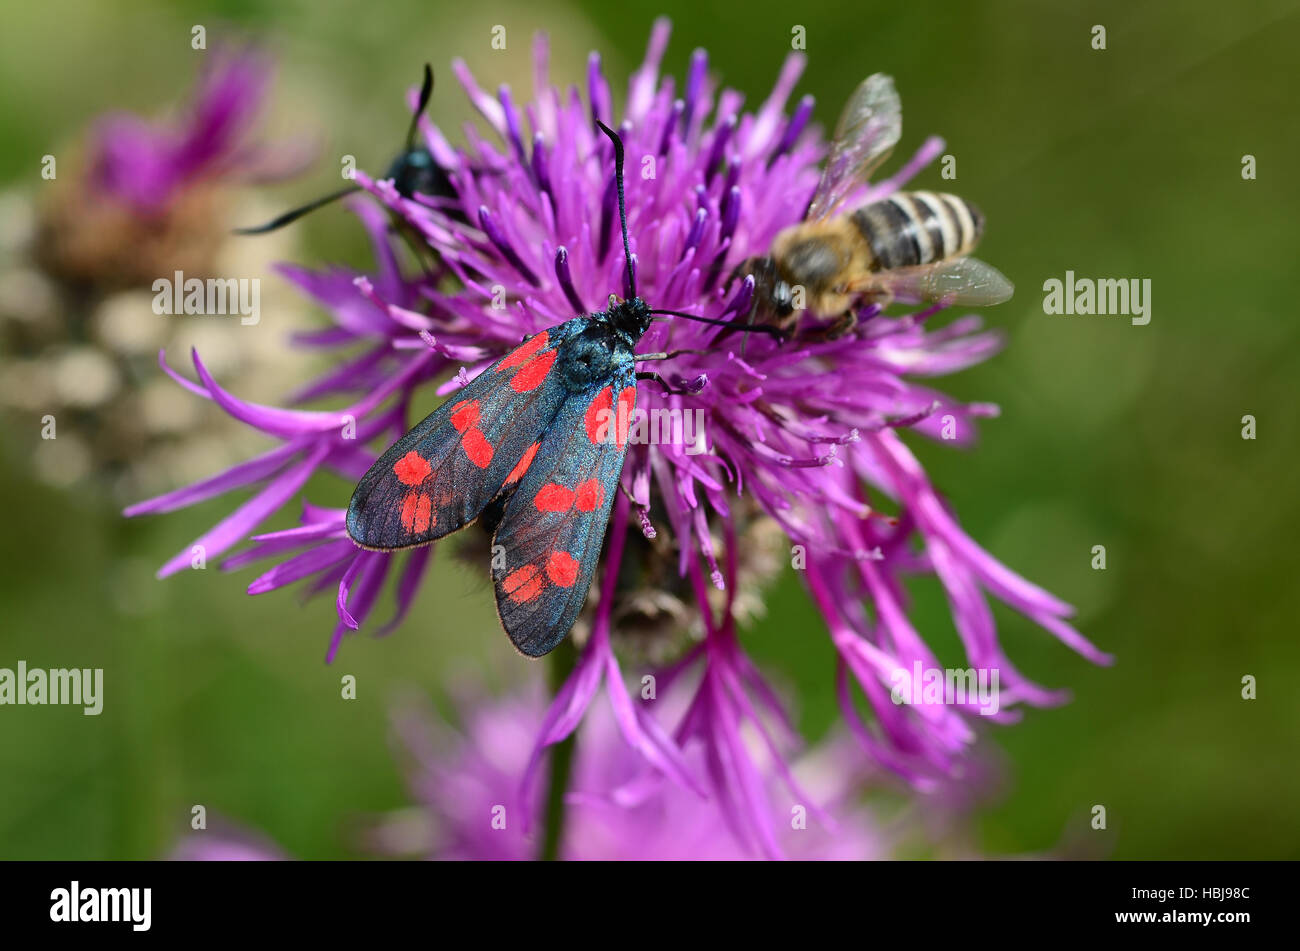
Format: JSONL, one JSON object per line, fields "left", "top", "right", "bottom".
{"left": 851, "top": 191, "right": 984, "bottom": 270}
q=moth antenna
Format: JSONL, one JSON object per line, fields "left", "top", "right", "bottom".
{"left": 595, "top": 120, "right": 635, "bottom": 299}
{"left": 232, "top": 185, "right": 360, "bottom": 235}
{"left": 650, "top": 309, "right": 787, "bottom": 340}
{"left": 407, "top": 63, "right": 434, "bottom": 151}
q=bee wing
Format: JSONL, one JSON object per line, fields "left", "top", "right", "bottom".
{"left": 849, "top": 257, "right": 1015, "bottom": 307}
{"left": 806, "top": 74, "right": 902, "bottom": 222}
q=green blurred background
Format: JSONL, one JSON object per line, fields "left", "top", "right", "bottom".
{"left": 1, "top": 0, "right": 1297, "bottom": 859}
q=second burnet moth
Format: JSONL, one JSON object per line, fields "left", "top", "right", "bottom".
{"left": 345, "top": 121, "right": 782, "bottom": 657}
{"left": 235, "top": 63, "right": 456, "bottom": 235}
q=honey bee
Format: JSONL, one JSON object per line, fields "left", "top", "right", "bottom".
{"left": 733, "top": 74, "right": 1013, "bottom": 337}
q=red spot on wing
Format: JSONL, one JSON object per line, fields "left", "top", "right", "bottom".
{"left": 400, "top": 492, "right": 434, "bottom": 533}
{"left": 574, "top": 478, "right": 605, "bottom": 512}
{"left": 394, "top": 451, "right": 431, "bottom": 487}
{"left": 534, "top": 483, "right": 575, "bottom": 512}
{"left": 546, "top": 551, "right": 579, "bottom": 587}
{"left": 511, "top": 349, "right": 557, "bottom": 393}
{"left": 503, "top": 564, "right": 543, "bottom": 604}
{"left": 497, "top": 331, "right": 549, "bottom": 371}
{"left": 503, "top": 563, "right": 538, "bottom": 592}
{"left": 504, "top": 442, "right": 540, "bottom": 486}
{"left": 615, "top": 386, "right": 637, "bottom": 450}
{"left": 512, "top": 576, "right": 544, "bottom": 603}
{"left": 450, "top": 399, "right": 480, "bottom": 433}
{"left": 585, "top": 387, "right": 613, "bottom": 443}
{"left": 462, "top": 428, "right": 494, "bottom": 468}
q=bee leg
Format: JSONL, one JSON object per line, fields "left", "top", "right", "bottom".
{"left": 863, "top": 287, "right": 895, "bottom": 312}
{"left": 791, "top": 309, "right": 856, "bottom": 342}
{"left": 823, "top": 289, "right": 894, "bottom": 338}
{"left": 825, "top": 310, "right": 858, "bottom": 339}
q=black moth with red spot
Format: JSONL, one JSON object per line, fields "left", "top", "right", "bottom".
{"left": 347, "top": 122, "right": 661, "bottom": 657}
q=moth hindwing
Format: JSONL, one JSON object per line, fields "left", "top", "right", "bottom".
{"left": 491, "top": 351, "right": 638, "bottom": 656}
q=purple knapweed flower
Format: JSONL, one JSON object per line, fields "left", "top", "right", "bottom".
{"left": 166, "top": 684, "right": 892, "bottom": 861}
{"left": 88, "top": 46, "right": 311, "bottom": 214}
{"left": 372, "top": 682, "right": 885, "bottom": 861}
{"left": 170, "top": 821, "right": 287, "bottom": 861}
{"left": 128, "top": 21, "right": 1111, "bottom": 858}
{"left": 34, "top": 44, "right": 313, "bottom": 290}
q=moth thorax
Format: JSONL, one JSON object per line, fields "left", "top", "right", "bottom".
{"left": 559, "top": 332, "right": 615, "bottom": 389}
{"left": 386, "top": 147, "right": 455, "bottom": 200}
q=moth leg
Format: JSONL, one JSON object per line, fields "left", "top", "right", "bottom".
{"left": 636, "top": 348, "right": 710, "bottom": 362}
{"left": 636, "top": 371, "right": 706, "bottom": 396}
{"left": 389, "top": 220, "right": 439, "bottom": 282}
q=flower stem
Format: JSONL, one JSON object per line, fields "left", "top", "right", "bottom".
{"left": 539, "top": 639, "right": 578, "bottom": 861}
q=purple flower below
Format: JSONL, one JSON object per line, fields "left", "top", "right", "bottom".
{"left": 380, "top": 682, "right": 885, "bottom": 860}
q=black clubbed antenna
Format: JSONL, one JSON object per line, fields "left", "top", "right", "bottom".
{"left": 235, "top": 63, "right": 433, "bottom": 236}
{"left": 407, "top": 63, "right": 434, "bottom": 150}
{"left": 595, "top": 120, "right": 635, "bottom": 299}
{"left": 649, "top": 308, "right": 787, "bottom": 340}
{"left": 233, "top": 185, "right": 359, "bottom": 235}
{"left": 592, "top": 120, "right": 781, "bottom": 344}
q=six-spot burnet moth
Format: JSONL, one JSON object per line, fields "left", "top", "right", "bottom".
{"left": 235, "top": 64, "right": 457, "bottom": 236}
{"left": 345, "top": 121, "right": 783, "bottom": 657}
